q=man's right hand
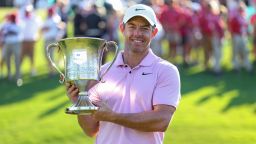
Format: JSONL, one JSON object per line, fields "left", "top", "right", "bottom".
{"left": 66, "top": 82, "right": 79, "bottom": 104}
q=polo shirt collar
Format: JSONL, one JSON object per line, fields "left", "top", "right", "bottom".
{"left": 139, "top": 49, "right": 159, "bottom": 67}
{"left": 114, "top": 49, "right": 159, "bottom": 67}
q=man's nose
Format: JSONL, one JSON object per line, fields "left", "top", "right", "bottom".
{"left": 133, "top": 27, "right": 142, "bottom": 35}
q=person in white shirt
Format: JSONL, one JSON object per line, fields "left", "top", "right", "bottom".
{"left": 42, "top": 6, "right": 65, "bottom": 76}
{"left": 20, "top": 4, "right": 42, "bottom": 76}
{"left": 0, "top": 13, "right": 23, "bottom": 85}
{"left": 0, "top": 22, "right": 4, "bottom": 78}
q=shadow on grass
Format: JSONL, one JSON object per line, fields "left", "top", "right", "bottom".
{"left": 39, "top": 101, "right": 69, "bottom": 118}
{"left": 180, "top": 66, "right": 256, "bottom": 113}
{"left": 0, "top": 74, "right": 60, "bottom": 105}
{"left": 1, "top": 65, "right": 255, "bottom": 116}
{"left": 0, "top": 73, "right": 71, "bottom": 118}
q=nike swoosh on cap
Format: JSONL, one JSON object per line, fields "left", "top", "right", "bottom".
{"left": 135, "top": 8, "right": 145, "bottom": 11}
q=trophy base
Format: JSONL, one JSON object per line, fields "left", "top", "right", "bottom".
{"left": 66, "top": 106, "right": 98, "bottom": 115}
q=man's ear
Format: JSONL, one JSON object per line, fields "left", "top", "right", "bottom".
{"left": 152, "top": 28, "right": 158, "bottom": 37}
{"left": 119, "top": 23, "right": 124, "bottom": 33}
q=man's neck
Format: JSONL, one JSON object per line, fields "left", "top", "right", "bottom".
{"left": 122, "top": 49, "right": 149, "bottom": 69}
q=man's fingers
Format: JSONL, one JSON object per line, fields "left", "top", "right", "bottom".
{"left": 67, "top": 84, "right": 79, "bottom": 97}
{"left": 65, "top": 82, "right": 75, "bottom": 89}
{"left": 67, "top": 84, "right": 75, "bottom": 92}
{"left": 65, "top": 82, "right": 71, "bottom": 88}
{"left": 70, "top": 88, "right": 79, "bottom": 97}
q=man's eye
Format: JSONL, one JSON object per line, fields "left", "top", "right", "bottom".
{"left": 128, "top": 26, "right": 136, "bottom": 29}
{"left": 141, "top": 27, "right": 150, "bottom": 31}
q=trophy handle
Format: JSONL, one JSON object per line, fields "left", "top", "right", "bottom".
{"left": 47, "top": 43, "right": 65, "bottom": 83}
{"left": 99, "top": 41, "right": 119, "bottom": 80}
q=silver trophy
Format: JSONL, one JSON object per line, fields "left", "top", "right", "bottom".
{"left": 47, "top": 37, "right": 119, "bottom": 115}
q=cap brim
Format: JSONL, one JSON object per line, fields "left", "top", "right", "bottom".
{"left": 123, "top": 14, "right": 156, "bottom": 27}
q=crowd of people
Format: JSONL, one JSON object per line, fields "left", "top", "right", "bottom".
{"left": 154, "top": 0, "right": 255, "bottom": 75}
{"left": 0, "top": 0, "right": 67, "bottom": 86}
{"left": 0, "top": 0, "right": 256, "bottom": 86}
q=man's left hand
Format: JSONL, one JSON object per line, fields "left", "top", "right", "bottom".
{"left": 92, "top": 101, "right": 114, "bottom": 122}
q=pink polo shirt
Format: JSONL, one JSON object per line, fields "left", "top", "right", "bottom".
{"left": 89, "top": 49, "right": 181, "bottom": 144}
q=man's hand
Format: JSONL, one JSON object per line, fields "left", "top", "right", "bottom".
{"left": 65, "top": 82, "right": 79, "bottom": 104}
{"left": 92, "top": 101, "right": 114, "bottom": 122}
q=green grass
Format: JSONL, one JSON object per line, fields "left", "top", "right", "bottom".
{"left": 1, "top": 7, "right": 256, "bottom": 144}
{"left": 167, "top": 69, "right": 256, "bottom": 144}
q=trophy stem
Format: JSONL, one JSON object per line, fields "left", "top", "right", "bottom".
{"left": 66, "top": 92, "right": 98, "bottom": 115}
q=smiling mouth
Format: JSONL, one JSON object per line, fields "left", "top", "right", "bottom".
{"left": 132, "top": 39, "right": 144, "bottom": 44}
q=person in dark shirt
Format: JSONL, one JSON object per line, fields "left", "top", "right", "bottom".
{"left": 83, "top": 4, "right": 107, "bottom": 38}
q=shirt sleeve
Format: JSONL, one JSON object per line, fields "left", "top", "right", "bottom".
{"left": 153, "top": 64, "right": 181, "bottom": 108}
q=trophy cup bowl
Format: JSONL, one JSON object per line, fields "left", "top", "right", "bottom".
{"left": 47, "top": 37, "right": 119, "bottom": 115}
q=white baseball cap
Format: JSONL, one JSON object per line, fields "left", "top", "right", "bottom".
{"left": 123, "top": 4, "right": 157, "bottom": 27}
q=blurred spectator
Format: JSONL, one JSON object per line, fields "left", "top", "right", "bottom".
{"left": 177, "top": 1, "right": 194, "bottom": 66}
{"left": 149, "top": 0, "right": 165, "bottom": 57}
{"left": 0, "top": 12, "right": 23, "bottom": 85}
{"left": 159, "top": 0, "right": 181, "bottom": 62}
{"left": 42, "top": 6, "right": 65, "bottom": 77}
{"left": 83, "top": 4, "right": 107, "bottom": 38}
{"left": 228, "top": 1, "right": 253, "bottom": 73}
{"left": 56, "top": 0, "right": 70, "bottom": 38}
{"left": 102, "top": 2, "right": 121, "bottom": 63}
{"left": 250, "top": 0, "right": 256, "bottom": 64}
{"left": 73, "top": 5, "right": 84, "bottom": 37}
{"left": 104, "top": 2, "right": 120, "bottom": 44}
{"left": 190, "top": 2, "right": 202, "bottom": 64}
{"left": 73, "top": 4, "right": 107, "bottom": 38}
{"left": 199, "top": 0, "right": 217, "bottom": 71}
{"left": 150, "top": 20, "right": 165, "bottom": 57}
{"left": 20, "top": 4, "right": 42, "bottom": 76}
{"left": 211, "top": 1, "right": 225, "bottom": 75}
{"left": 0, "top": 21, "right": 5, "bottom": 78}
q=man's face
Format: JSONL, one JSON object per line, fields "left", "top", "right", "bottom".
{"left": 123, "top": 16, "right": 154, "bottom": 54}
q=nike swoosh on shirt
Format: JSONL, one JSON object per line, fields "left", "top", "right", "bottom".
{"left": 142, "top": 72, "right": 152, "bottom": 75}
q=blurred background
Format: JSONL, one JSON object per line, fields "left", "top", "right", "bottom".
{"left": 0, "top": 0, "right": 255, "bottom": 144}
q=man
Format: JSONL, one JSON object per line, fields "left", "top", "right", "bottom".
{"left": 159, "top": 0, "right": 181, "bottom": 62}
{"left": 20, "top": 4, "right": 42, "bottom": 76}
{"left": 66, "top": 4, "right": 181, "bottom": 144}
{"left": 228, "top": 1, "right": 253, "bottom": 72}
{"left": 0, "top": 13, "right": 23, "bottom": 85}
{"left": 42, "top": 6, "right": 65, "bottom": 77}
{"left": 250, "top": 6, "right": 256, "bottom": 64}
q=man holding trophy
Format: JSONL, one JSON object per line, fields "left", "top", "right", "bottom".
{"left": 65, "top": 4, "right": 181, "bottom": 144}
